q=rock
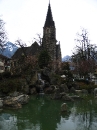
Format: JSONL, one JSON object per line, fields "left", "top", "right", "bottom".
{"left": 54, "top": 88, "right": 59, "bottom": 93}
{"left": 3, "top": 94, "right": 29, "bottom": 109}
{"left": 62, "top": 95, "right": 74, "bottom": 102}
{"left": 59, "top": 85, "right": 65, "bottom": 93}
{"left": 14, "top": 95, "right": 29, "bottom": 104}
{"left": 60, "top": 92, "right": 66, "bottom": 97}
{"left": 51, "top": 93, "right": 61, "bottom": 99}
{"left": 60, "top": 84, "right": 69, "bottom": 93}
{"left": 44, "top": 87, "right": 54, "bottom": 94}
{"left": 9, "top": 91, "right": 20, "bottom": 97}
{"left": 30, "top": 87, "right": 37, "bottom": 94}
{"left": 94, "top": 88, "right": 97, "bottom": 96}
{"left": 95, "top": 96, "right": 97, "bottom": 99}
{"left": 23, "top": 84, "right": 29, "bottom": 94}
{"left": 51, "top": 85, "right": 57, "bottom": 90}
{"left": 75, "top": 90, "right": 82, "bottom": 95}
{"left": 0, "top": 109, "right": 3, "bottom": 111}
{"left": 0, "top": 99, "right": 3, "bottom": 108}
{"left": 51, "top": 88, "right": 62, "bottom": 99}
{"left": 61, "top": 103, "right": 67, "bottom": 112}
{"left": 70, "top": 87, "right": 76, "bottom": 93}
{"left": 3, "top": 98, "right": 22, "bottom": 109}
{"left": 81, "top": 89, "right": 88, "bottom": 94}
{"left": 69, "top": 95, "right": 82, "bottom": 100}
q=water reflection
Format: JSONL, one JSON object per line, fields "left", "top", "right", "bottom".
{"left": 0, "top": 95, "right": 97, "bottom": 130}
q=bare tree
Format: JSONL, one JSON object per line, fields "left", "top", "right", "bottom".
{"left": 0, "top": 18, "right": 7, "bottom": 51}
{"left": 15, "top": 38, "right": 27, "bottom": 57}
{"left": 72, "top": 28, "right": 97, "bottom": 79}
{"left": 34, "top": 33, "right": 42, "bottom": 46}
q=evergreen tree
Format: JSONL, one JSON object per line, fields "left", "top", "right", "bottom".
{"left": 38, "top": 50, "right": 51, "bottom": 69}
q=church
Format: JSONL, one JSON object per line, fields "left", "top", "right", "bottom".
{"left": 12, "top": 2, "right": 62, "bottom": 68}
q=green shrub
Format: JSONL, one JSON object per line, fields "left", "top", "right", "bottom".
{"left": 38, "top": 50, "right": 51, "bottom": 69}
{"left": 0, "top": 78, "right": 22, "bottom": 94}
{"left": 50, "top": 73, "right": 64, "bottom": 85}
{"left": 78, "top": 82, "right": 97, "bottom": 93}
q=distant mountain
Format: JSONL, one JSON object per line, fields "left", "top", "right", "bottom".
{"left": 0, "top": 41, "right": 18, "bottom": 58}
{"left": 62, "top": 55, "right": 71, "bottom": 62}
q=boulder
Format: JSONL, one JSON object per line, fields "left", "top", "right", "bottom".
{"left": 23, "top": 84, "right": 29, "bottom": 94}
{"left": 0, "top": 99, "right": 3, "bottom": 108}
{"left": 95, "top": 96, "right": 97, "bottom": 99}
{"left": 70, "top": 87, "right": 76, "bottom": 93}
{"left": 51, "top": 88, "right": 62, "bottom": 99}
{"left": 44, "top": 87, "right": 54, "bottom": 94}
{"left": 61, "top": 103, "right": 67, "bottom": 112}
{"left": 9, "top": 91, "right": 20, "bottom": 97}
{"left": 3, "top": 98, "right": 22, "bottom": 109}
{"left": 81, "top": 89, "right": 88, "bottom": 94}
{"left": 30, "top": 87, "right": 37, "bottom": 94}
{"left": 14, "top": 95, "right": 29, "bottom": 104}
{"left": 69, "top": 95, "right": 82, "bottom": 100}
{"left": 75, "top": 90, "right": 82, "bottom": 95}
{"left": 51, "top": 85, "right": 57, "bottom": 89}
{"left": 62, "top": 95, "right": 74, "bottom": 102}
{"left": 60, "top": 92, "right": 66, "bottom": 97}
{"left": 60, "top": 84, "right": 69, "bottom": 93}
{"left": 3, "top": 94, "right": 29, "bottom": 109}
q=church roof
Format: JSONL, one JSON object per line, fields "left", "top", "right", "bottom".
{"left": 44, "top": 3, "right": 55, "bottom": 27}
{"left": 12, "top": 42, "right": 41, "bottom": 59}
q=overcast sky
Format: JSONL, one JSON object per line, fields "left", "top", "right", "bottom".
{"left": 0, "top": 0, "right": 97, "bottom": 57}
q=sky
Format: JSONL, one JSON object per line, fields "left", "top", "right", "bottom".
{"left": 0, "top": 0, "right": 97, "bottom": 58}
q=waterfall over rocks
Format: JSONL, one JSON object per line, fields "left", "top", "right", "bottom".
{"left": 37, "top": 73, "right": 45, "bottom": 94}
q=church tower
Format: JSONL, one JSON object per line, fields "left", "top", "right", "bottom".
{"left": 42, "top": 2, "right": 62, "bottom": 69}
{"left": 42, "top": 2, "right": 56, "bottom": 61}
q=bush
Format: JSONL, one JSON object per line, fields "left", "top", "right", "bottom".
{"left": 0, "top": 78, "right": 22, "bottom": 94}
{"left": 38, "top": 50, "right": 51, "bottom": 69}
{"left": 50, "top": 73, "right": 64, "bottom": 85}
{"left": 77, "top": 81, "right": 97, "bottom": 93}
{"left": 75, "top": 79, "right": 90, "bottom": 84}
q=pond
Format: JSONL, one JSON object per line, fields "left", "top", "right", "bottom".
{"left": 0, "top": 95, "right": 97, "bottom": 130}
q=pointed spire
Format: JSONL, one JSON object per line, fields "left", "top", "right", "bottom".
{"left": 49, "top": 0, "right": 50, "bottom": 4}
{"left": 44, "top": 1, "right": 55, "bottom": 27}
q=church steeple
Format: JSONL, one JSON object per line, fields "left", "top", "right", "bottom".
{"left": 42, "top": 1, "right": 61, "bottom": 69}
{"left": 44, "top": 2, "right": 55, "bottom": 27}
